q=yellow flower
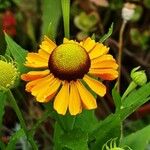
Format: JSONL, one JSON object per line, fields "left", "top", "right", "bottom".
{"left": 21, "top": 36, "right": 118, "bottom": 115}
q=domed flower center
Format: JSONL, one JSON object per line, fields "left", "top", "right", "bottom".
{"left": 48, "top": 43, "right": 90, "bottom": 81}
{"left": 0, "top": 60, "right": 19, "bottom": 89}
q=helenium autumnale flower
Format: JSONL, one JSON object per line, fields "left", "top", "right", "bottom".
{"left": 21, "top": 36, "right": 118, "bottom": 115}
{"left": 0, "top": 55, "right": 19, "bottom": 90}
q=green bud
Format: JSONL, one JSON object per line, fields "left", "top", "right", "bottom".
{"left": 0, "top": 55, "right": 20, "bottom": 90}
{"left": 131, "top": 66, "right": 147, "bottom": 86}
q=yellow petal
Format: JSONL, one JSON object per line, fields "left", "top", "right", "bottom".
{"left": 75, "top": 80, "right": 97, "bottom": 109}
{"left": 54, "top": 82, "right": 69, "bottom": 115}
{"left": 21, "top": 70, "right": 50, "bottom": 81}
{"left": 36, "top": 78, "right": 61, "bottom": 102}
{"left": 89, "top": 43, "right": 109, "bottom": 59}
{"left": 91, "top": 54, "right": 115, "bottom": 64}
{"left": 82, "top": 37, "right": 96, "bottom": 52}
{"left": 89, "top": 68, "right": 118, "bottom": 80}
{"left": 38, "top": 49, "right": 50, "bottom": 60}
{"left": 63, "top": 38, "right": 75, "bottom": 43}
{"left": 83, "top": 75, "right": 106, "bottom": 97}
{"left": 69, "top": 82, "right": 82, "bottom": 115}
{"left": 91, "top": 60, "right": 118, "bottom": 69}
{"left": 25, "top": 53, "right": 48, "bottom": 68}
{"left": 25, "top": 74, "right": 52, "bottom": 92}
{"left": 40, "top": 36, "right": 57, "bottom": 54}
{"left": 31, "top": 75, "right": 54, "bottom": 97}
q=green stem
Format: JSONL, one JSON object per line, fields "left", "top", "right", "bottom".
{"left": 121, "top": 81, "right": 137, "bottom": 100}
{"left": 61, "top": 0, "right": 70, "bottom": 38}
{"left": 7, "top": 90, "right": 38, "bottom": 150}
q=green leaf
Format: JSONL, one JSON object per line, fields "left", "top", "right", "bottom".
{"left": 74, "top": 110, "right": 98, "bottom": 133}
{"left": 121, "top": 125, "right": 150, "bottom": 150}
{"left": 6, "top": 129, "right": 25, "bottom": 150}
{"left": 0, "top": 141, "right": 6, "bottom": 150}
{"left": 0, "top": 91, "right": 7, "bottom": 129}
{"left": 121, "top": 83, "right": 150, "bottom": 108}
{"left": 42, "top": 0, "right": 62, "bottom": 40}
{"left": 89, "top": 114, "right": 121, "bottom": 150}
{"left": 90, "top": 82, "right": 150, "bottom": 149}
{"left": 99, "top": 23, "right": 113, "bottom": 43}
{"left": 5, "top": 33, "right": 28, "bottom": 74}
{"left": 112, "top": 87, "right": 121, "bottom": 112}
{"left": 60, "top": 128, "right": 88, "bottom": 150}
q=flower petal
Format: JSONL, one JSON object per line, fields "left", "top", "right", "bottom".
{"left": 75, "top": 80, "right": 97, "bottom": 109}
{"left": 91, "top": 54, "right": 115, "bottom": 64}
{"left": 54, "top": 81, "right": 69, "bottom": 115}
{"left": 25, "top": 74, "right": 53, "bottom": 92}
{"left": 89, "top": 68, "right": 118, "bottom": 80}
{"left": 69, "top": 82, "right": 82, "bottom": 115}
{"left": 63, "top": 38, "right": 75, "bottom": 43}
{"left": 91, "top": 60, "right": 118, "bottom": 69}
{"left": 25, "top": 53, "right": 48, "bottom": 68}
{"left": 38, "top": 49, "right": 50, "bottom": 60}
{"left": 30, "top": 75, "right": 54, "bottom": 96}
{"left": 36, "top": 78, "right": 61, "bottom": 102}
{"left": 83, "top": 75, "right": 106, "bottom": 97}
{"left": 21, "top": 70, "right": 50, "bottom": 81}
{"left": 81, "top": 37, "right": 96, "bottom": 52}
{"left": 89, "top": 43, "right": 109, "bottom": 59}
{"left": 40, "top": 36, "right": 57, "bottom": 54}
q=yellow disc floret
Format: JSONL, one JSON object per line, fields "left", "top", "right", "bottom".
{"left": 0, "top": 57, "right": 19, "bottom": 89}
{"left": 49, "top": 43, "right": 90, "bottom": 81}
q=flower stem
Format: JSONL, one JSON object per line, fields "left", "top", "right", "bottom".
{"left": 61, "top": 0, "right": 70, "bottom": 38}
{"left": 121, "top": 81, "right": 137, "bottom": 100}
{"left": 7, "top": 90, "right": 38, "bottom": 150}
{"left": 117, "top": 20, "right": 127, "bottom": 92}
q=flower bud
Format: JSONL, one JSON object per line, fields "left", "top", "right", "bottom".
{"left": 131, "top": 66, "right": 147, "bottom": 86}
{"left": 0, "top": 55, "right": 19, "bottom": 90}
{"left": 122, "top": 2, "right": 136, "bottom": 21}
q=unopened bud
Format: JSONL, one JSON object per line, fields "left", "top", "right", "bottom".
{"left": 122, "top": 2, "right": 136, "bottom": 21}
{"left": 0, "top": 55, "right": 19, "bottom": 90}
{"left": 131, "top": 66, "right": 147, "bottom": 86}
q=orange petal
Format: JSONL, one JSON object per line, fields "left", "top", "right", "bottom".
{"left": 25, "top": 74, "right": 53, "bottom": 92}
{"left": 75, "top": 80, "right": 97, "bottom": 109}
{"left": 54, "top": 82, "right": 69, "bottom": 115}
{"left": 89, "top": 68, "right": 118, "bottom": 80}
{"left": 89, "top": 43, "right": 109, "bottom": 59}
{"left": 21, "top": 70, "right": 50, "bottom": 81}
{"left": 25, "top": 53, "right": 48, "bottom": 68}
{"left": 69, "top": 82, "right": 82, "bottom": 115}
{"left": 91, "top": 60, "right": 118, "bottom": 69}
{"left": 36, "top": 78, "right": 61, "bottom": 103}
{"left": 81, "top": 37, "right": 96, "bottom": 52}
{"left": 83, "top": 75, "right": 106, "bottom": 97}
{"left": 91, "top": 54, "right": 115, "bottom": 64}
{"left": 40, "top": 36, "right": 57, "bottom": 54}
{"left": 31, "top": 75, "right": 54, "bottom": 97}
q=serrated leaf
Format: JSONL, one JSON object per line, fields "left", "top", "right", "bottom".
{"left": 60, "top": 129, "right": 88, "bottom": 150}
{"left": 42, "top": 0, "right": 62, "bottom": 40}
{"left": 6, "top": 129, "right": 25, "bottom": 150}
{"left": 0, "top": 91, "right": 7, "bottom": 129}
{"left": 121, "top": 125, "right": 150, "bottom": 150}
{"left": 5, "top": 33, "right": 28, "bottom": 74}
{"left": 112, "top": 88, "right": 121, "bottom": 112}
{"left": 99, "top": 23, "right": 113, "bottom": 43}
